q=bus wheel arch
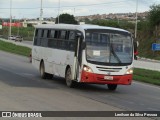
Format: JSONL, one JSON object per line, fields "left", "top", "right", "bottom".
{"left": 65, "top": 65, "right": 75, "bottom": 88}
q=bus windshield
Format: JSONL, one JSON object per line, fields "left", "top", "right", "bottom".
{"left": 85, "top": 30, "right": 133, "bottom": 65}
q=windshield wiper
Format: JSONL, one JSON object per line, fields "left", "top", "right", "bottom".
{"left": 110, "top": 44, "right": 122, "bottom": 63}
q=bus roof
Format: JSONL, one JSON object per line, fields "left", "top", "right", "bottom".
{"left": 34, "top": 24, "right": 130, "bottom": 33}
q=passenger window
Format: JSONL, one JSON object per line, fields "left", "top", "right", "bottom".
{"left": 69, "top": 31, "right": 75, "bottom": 40}
{"left": 34, "top": 38, "right": 37, "bottom": 45}
{"left": 47, "top": 30, "right": 50, "bottom": 38}
{"left": 41, "top": 39, "right": 48, "bottom": 47}
{"left": 35, "top": 29, "right": 38, "bottom": 37}
{"left": 54, "top": 30, "right": 59, "bottom": 38}
{"left": 48, "top": 39, "right": 55, "bottom": 48}
{"left": 50, "top": 30, "right": 55, "bottom": 38}
{"left": 38, "top": 29, "right": 42, "bottom": 38}
{"left": 35, "top": 29, "right": 42, "bottom": 46}
{"left": 60, "top": 31, "right": 67, "bottom": 39}
{"left": 41, "top": 30, "right": 44, "bottom": 37}
{"left": 43, "top": 30, "right": 48, "bottom": 38}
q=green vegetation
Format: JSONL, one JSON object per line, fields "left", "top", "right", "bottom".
{"left": 91, "top": 19, "right": 135, "bottom": 31}
{"left": 0, "top": 40, "right": 31, "bottom": 56}
{"left": 136, "top": 4, "right": 160, "bottom": 60}
{"left": 133, "top": 68, "right": 160, "bottom": 86}
{"left": 148, "top": 4, "right": 160, "bottom": 27}
{"left": 55, "top": 13, "right": 78, "bottom": 24}
{"left": 0, "top": 26, "right": 34, "bottom": 41}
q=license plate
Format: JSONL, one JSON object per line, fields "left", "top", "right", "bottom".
{"left": 104, "top": 76, "right": 113, "bottom": 80}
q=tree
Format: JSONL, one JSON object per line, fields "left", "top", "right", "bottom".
{"left": 148, "top": 4, "right": 160, "bottom": 27}
{"left": 55, "top": 13, "right": 78, "bottom": 24}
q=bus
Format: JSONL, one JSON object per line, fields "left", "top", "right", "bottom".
{"left": 32, "top": 24, "right": 133, "bottom": 90}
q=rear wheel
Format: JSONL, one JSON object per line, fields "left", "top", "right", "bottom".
{"left": 65, "top": 68, "right": 75, "bottom": 88}
{"left": 107, "top": 84, "right": 117, "bottom": 91}
{"left": 40, "top": 62, "right": 47, "bottom": 79}
{"left": 40, "top": 62, "right": 53, "bottom": 79}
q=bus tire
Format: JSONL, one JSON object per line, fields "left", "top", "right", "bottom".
{"left": 65, "top": 67, "right": 75, "bottom": 88}
{"left": 107, "top": 84, "right": 117, "bottom": 91}
{"left": 40, "top": 61, "right": 47, "bottom": 79}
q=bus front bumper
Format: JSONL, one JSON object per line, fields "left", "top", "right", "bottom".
{"left": 80, "top": 70, "right": 132, "bottom": 85}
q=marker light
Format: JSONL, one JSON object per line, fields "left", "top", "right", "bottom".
{"left": 83, "top": 65, "right": 93, "bottom": 73}
{"left": 125, "top": 68, "right": 133, "bottom": 74}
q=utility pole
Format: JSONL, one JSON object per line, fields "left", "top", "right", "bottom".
{"left": 135, "top": 0, "right": 138, "bottom": 39}
{"left": 58, "top": 0, "right": 60, "bottom": 24}
{"left": 9, "top": 0, "right": 12, "bottom": 38}
{"left": 40, "top": 0, "right": 43, "bottom": 23}
{"left": 17, "top": 13, "right": 21, "bottom": 36}
{"left": 74, "top": 8, "right": 75, "bottom": 17}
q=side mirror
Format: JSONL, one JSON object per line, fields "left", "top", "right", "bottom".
{"left": 76, "top": 32, "right": 84, "bottom": 39}
{"left": 134, "top": 41, "right": 138, "bottom": 60}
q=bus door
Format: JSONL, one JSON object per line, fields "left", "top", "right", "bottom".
{"left": 72, "top": 32, "right": 84, "bottom": 81}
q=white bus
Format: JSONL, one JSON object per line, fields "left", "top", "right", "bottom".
{"left": 32, "top": 24, "right": 133, "bottom": 90}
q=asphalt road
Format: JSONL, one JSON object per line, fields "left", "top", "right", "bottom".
{"left": 0, "top": 51, "right": 159, "bottom": 120}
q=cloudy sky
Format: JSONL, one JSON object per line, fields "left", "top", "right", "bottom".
{"left": 0, "top": 0, "right": 160, "bottom": 19}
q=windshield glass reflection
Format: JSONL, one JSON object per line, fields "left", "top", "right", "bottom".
{"left": 85, "top": 30, "right": 133, "bottom": 64}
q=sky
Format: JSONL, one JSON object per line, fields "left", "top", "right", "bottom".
{"left": 0, "top": 0, "right": 160, "bottom": 19}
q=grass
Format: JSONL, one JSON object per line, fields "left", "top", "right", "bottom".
{"left": 133, "top": 68, "right": 160, "bottom": 86}
{"left": 0, "top": 40, "right": 31, "bottom": 57}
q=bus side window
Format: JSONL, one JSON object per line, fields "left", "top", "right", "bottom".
{"left": 35, "top": 29, "right": 42, "bottom": 46}
{"left": 58, "top": 30, "right": 66, "bottom": 49}
{"left": 68, "top": 31, "right": 75, "bottom": 51}
{"left": 43, "top": 30, "right": 48, "bottom": 38}
{"left": 41, "top": 30, "right": 48, "bottom": 47}
{"left": 54, "top": 30, "right": 59, "bottom": 39}
{"left": 41, "top": 30, "right": 44, "bottom": 37}
{"left": 35, "top": 29, "right": 38, "bottom": 37}
{"left": 47, "top": 30, "right": 51, "bottom": 38}
{"left": 69, "top": 31, "right": 75, "bottom": 40}
{"left": 48, "top": 39, "right": 53, "bottom": 48}
{"left": 50, "top": 30, "right": 55, "bottom": 38}
{"left": 60, "top": 30, "right": 67, "bottom": 39}
{"left": 34, "top": 29, "right": 38, "bottom": 45}
{"left": 52, "top": 30, "right": 59, "bottom": 48}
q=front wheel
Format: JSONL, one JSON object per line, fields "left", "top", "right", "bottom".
{"left": 107, "top": 84, "right": 117, "bottom": 91}
{"left": 65, "top": 68, "right": 75, "bottom": 88}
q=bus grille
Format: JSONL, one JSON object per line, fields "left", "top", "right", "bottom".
{"left": 96, "top": 66, "right": 122, "bottom": 72}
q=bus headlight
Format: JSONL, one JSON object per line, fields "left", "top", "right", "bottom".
{"left": 83, "top": 65, "right": 93, "bottom": 73}
{"left": 125, "top": 68, "right": 133, "bottom": 74}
